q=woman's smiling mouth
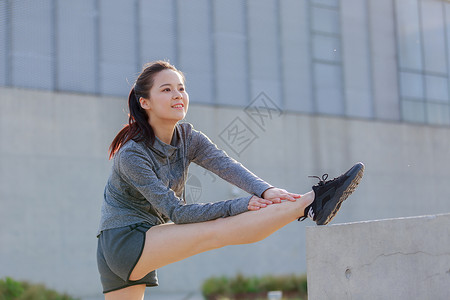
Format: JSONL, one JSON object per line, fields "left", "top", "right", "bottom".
{"left": 172, "top": 104, "right": 184, "bottom": 109}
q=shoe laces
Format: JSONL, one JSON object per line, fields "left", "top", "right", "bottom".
{"left": 308, "top": 174, "right": 329, "bottom": 186}
{"left": 309, "top": 173, "right": 342, "bottom": 187}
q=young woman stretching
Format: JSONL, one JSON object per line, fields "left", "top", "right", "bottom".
{"left": 96, "top": 61, "right": 364, "bottom": 299}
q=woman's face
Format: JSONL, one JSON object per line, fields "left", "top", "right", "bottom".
{"left": 142, "top": 69, "right": 189, "bottom": 126}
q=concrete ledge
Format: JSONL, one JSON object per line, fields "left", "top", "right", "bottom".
{"left": 306, "top": 213, "right": 450, "bottom": 299}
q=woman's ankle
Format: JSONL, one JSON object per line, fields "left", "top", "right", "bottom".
{"left": 296, "top": 191, "right": 314, "bottom": 220}
{"left": 301, "top": 190, "right": 315, "bottom": 207}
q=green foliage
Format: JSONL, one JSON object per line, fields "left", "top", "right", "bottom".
{"left": 0, "top": 277, "right": 24, "bottom": 300}
{"left": 0, "top": 277, "right": 79, "bottom": 300}
{"left": 201, "top": 273, "right": 307, "bottom": 300}
{"left": 202, "top": 276, "right": 231, "bottom": 297}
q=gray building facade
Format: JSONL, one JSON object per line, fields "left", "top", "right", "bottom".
{"left": 3, "top": 0, "right": 450, "bottom": 124}
{"left": 1, "top": 0, "right": 450, "bottom": 299}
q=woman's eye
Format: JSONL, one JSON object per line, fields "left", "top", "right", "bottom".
{"left": 179, "top": 87, "right": 185, "bottom": 92}
{"left": 163, "top": 88, "right": 170, "bottom": 92}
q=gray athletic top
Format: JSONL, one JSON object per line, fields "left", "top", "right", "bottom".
{"left": 98, "top": 122, "right": 272, "bottom": 234}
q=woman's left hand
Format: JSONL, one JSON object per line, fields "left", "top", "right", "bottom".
{"left": 248, "top": 196, "right": 274, "bottom": 211}
{"left": 262, "top": 187, "right": 301, "bottom": 203}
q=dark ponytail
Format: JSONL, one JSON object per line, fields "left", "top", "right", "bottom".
{"left": 109, "top": 61, "right": 184, "bottom": 159}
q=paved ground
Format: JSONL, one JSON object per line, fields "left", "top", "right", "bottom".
{"left": 82, "top": 291, "right": 204, "bottom": 300}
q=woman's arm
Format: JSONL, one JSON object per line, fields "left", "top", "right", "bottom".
{"left": 189, "top": 127, "right": 271, "bottom": 197}
{"left": 117, "top": 145, "right": 253, "bottom": 224}
{"left": 188, "top": 125, "right": 300, "bottom": 202}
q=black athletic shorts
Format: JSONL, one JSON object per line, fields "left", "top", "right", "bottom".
{"left": 96, "top": 222, "right": 158, "bottom": 293}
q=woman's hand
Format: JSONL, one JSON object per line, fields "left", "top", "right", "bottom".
{"left": 262, "top": 187, "right": 301, "bottom": 203}
{"left": 248, "top": 196, "right": 274, "bottom": 211}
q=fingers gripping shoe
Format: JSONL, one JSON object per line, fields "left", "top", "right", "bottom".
{"left": 299, "top": 162, "right": 365, "bottom": 225}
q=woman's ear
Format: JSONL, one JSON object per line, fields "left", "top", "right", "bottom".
{"left": 139, "top": 97, "right": 151, "bottom": 110}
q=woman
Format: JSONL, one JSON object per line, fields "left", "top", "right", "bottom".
{"left": 97, "top": 61, "right": 364, "bottom": 299}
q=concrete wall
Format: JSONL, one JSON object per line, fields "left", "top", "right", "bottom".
{"left": 1, "top": 87, "right": 450, "bottom": 298}
{"left": 306, "top": 213, "right": 450, "bottom": 299}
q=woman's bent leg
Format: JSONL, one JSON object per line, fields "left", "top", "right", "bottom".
{"left": 129, "top": 191, "right": 314, "bottom": 280}
{"left": 105, "top": 284, "right": 146, "bottom": 300}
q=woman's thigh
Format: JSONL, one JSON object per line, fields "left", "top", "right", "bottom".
{"left": 129, "top": 219, "right": 226, "bottom": 280}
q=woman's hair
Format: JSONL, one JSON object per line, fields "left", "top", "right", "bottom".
{"left": 109, "top": 60, "right": 185, "bottom": 159}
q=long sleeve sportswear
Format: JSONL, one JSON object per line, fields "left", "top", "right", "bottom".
{"left": 98, "top": 122, "right": 272, "bottom": 234}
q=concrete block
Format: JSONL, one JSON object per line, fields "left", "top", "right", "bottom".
{"left": 306, "top": 214, "right": 450, "bottom": 299}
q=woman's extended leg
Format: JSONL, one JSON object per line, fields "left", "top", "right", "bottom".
{"left": 129, "top": 191, "right": 314, "bottom": 281}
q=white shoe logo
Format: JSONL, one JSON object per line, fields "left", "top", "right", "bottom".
{"left": 308, "top": 207, "right": 315, "bottom": 219}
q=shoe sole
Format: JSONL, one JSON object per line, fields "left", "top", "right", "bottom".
{"left": 316, "top": 162, "right": 365, "bottom": 225}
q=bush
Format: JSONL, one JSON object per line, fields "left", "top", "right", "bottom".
{"left": 202, "top": 276, "right": 231, "bottom": 298}
{"left": 201, "top": 273, "right": 307, "bottom": 300}
{"left": 0, "top": 277, "right": 79, "bottom": 300}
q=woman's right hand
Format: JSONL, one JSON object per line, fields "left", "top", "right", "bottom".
{"left": 262, "top": 187, "right": 301, "bottom": 203}
{"left": 247, "top": 196, "right": 273, "bottom": 211}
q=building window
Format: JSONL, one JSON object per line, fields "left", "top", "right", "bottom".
{"left": 396, "top": 0, "right": 450, "bottom": 125}
{"left": 310, "top": 0, "right": 344, "bottom": 115}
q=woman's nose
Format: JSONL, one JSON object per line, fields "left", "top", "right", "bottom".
{"left": 173, "top": 91, "right": 182, "bottom": 99}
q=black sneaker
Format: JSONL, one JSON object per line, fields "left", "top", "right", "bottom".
{"left": 299, "top": 162, "right": 365, "bottom": 225}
